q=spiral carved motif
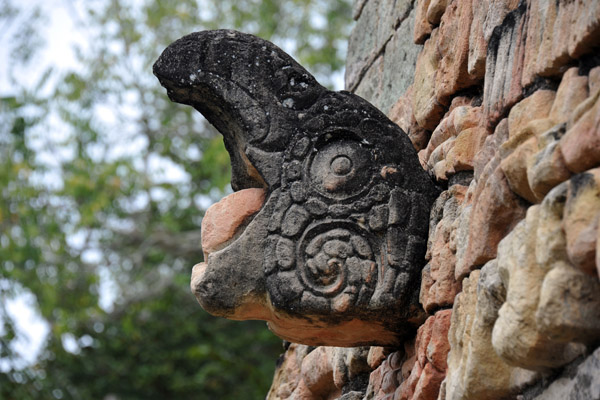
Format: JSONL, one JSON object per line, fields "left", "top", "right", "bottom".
{"left": 300, "top": 226, "right": 377, "bottom": 298}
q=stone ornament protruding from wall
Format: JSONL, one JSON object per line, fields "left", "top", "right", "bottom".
{"left": 153, "top": 30, "right": 439, "bottom": 347}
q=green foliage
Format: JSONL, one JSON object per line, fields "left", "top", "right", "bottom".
{"left": 0, "top": 0, "right": 352, "bottom": 398}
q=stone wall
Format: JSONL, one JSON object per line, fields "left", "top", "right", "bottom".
{"left": 267, "top": 0, "right": 600, "bottom": 399}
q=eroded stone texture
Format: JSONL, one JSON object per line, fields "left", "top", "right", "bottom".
{"left": 155, "top": 30, "right": 439, "bottom": 347}
{"left": 444, "top": 264, "right": 538, "bottom": 400}
{"left": 492, "top": 206, "right": 586, "bottom": 369}
{"left": 396, "top": 310, "right": 451, "bottom": 400}
{"left": 560, "top": 86, "right": 600, "bottom": 174}
{"left": 532, "top": 347, "right": 600, "bottom": 400}
{"left": 482, "top": 2, "right": 527, "bottom": 128}
{"left": 420, "top": 185, "right": 466, "bottom": 313}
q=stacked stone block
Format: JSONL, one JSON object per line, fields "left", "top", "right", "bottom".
{"left": 267, "top": 0, "right": 600, "bottom": 398}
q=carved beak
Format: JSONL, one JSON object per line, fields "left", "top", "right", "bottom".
{"left": 153, "top": 30, "right": 326, "bottom": 320}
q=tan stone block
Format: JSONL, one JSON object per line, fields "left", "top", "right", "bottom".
{"left": 388, "top": 88, "right": 430, "bottom": 151}
{"left": 507, "top": 90, "right": 556, "bottom": 141}
{"left": 468, "top": 0, "right": 519, "bottom": 80}
{"left": 368, "top": 346, "right": 389, "bottom": 370}
{"left": 561, "top": 91, "right": 600, "bottom": 173}
{"left": 501, "top": 136, "right": 539, "bottom": 203}
{"left": 452, "top": 106, "right": 481, "bottom": 135}
{"left": 427, "top": 112, "right": 456, "bottom": 155}
{"left": 426, "top": 0, "right": 447, "bottom": 25}
{"left": 536, "top": 261, "right": 600, "bottom": 344}
{"left": 521, "top": 0, "right": 563, "bottom": 87}
{"left": 457, "top": 160, "right": 527, "bottom": 279}
{"left": 527, "top": 127, "right": 572, "bottom": 202}
{"left": 549, "top": 67, "right": 589, "bottom": 125}
{"left": 563, "top": 168, "right": 600, "bottom": 276}
{"left": 535, "top": 182, "right": 569, "bottom": 271}
{"left": 446, "top": 126, "right": 487, "bottom": 174}
{"left": 466, "top": 0, "right": 488, "bottom": 79}
{"left": 492, "top": 206, "right": 585, "bottom": 369}
{"left": 414, "top": 0, "right": 434, "bottom": 44}
{"left": 413, "top": 29, "right": 445, "bottom": 131}
{"left": 567, "top": 0, "right": 600, "bottom": 58}
{"left": 444, "top": 265, "right": 537, "bottom": 400}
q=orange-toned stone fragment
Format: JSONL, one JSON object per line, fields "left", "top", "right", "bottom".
{"left": 201, "top": 188, "right": 265, "bottom": 256}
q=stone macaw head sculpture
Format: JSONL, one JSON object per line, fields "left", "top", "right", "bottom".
{"left": 154, "top": 30, "right": 439, "bottom": 346}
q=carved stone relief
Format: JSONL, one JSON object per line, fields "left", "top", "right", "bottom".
{"left": 154, "top": 30, "right": 439, "bottom": 346}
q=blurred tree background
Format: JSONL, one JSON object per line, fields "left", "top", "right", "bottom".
{"left": 0, "top": 0, "right": 352, "bottom": 398}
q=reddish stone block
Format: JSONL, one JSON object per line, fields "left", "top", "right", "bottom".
{"left": 427, "top": 310, "right": 452, "bottom": 372}
{"left": 414, "top": 0, "right": 433, "bottom": 44}
{"left": 201, "top": 188, "right": 265, "bottom": 256}
{"left": 435, "top": 0, "right": 479, "bottom": 104}
{"left": 412, "top": 363, "right": 445, "bottom": 400}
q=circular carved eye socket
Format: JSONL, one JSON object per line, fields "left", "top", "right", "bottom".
{"left": 308, "top": 139, "right": 373, "bottom": 201}
{"left": 330, "top": 155, "right": 352, "bottom": 176}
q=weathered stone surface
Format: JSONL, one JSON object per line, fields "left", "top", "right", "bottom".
{"left": 561, "top": 88, "right": 600, "bottom": 174}
{"left": 380, "top": 8, "right": 422, "bottom": 115}
{"left": 522, "top": 0, "right": 600, "bottom": 87}
{"left": 482, "top": 2, "right": 527, "bottom": 128}
{"left": 414, "top": 0, "right": 433, "bottom": 45}
{"left": 346, "top": 0, "right": 415, "bottom": 92}
{"left": 468, "top": 0, "right": 520, "bottom": 80}
{"left": 506, "top": 90, "right": 556, "bottom": 142}
{"left": 527, "top": 124, "right": 572, "bottom": 202}
{"left": 536, "top": 262, "right": 600, "bottom": 344}
{"left": 563, "top": 169, "right": 600, "bottom": 276}
{"left": 301, "top": 346, "right": 339, "bottom": 399}
{"left": 388, "top": 87, "right": 430, "bottom": 151}
{"left": 155, "top": 30, "right": 439, "bottom": 346}
{"left": 332, "top": 346, "right": 371, "bottom": 391}
{"left": 456, "top": 155, "right": 527, "bottom": 279}
{"left": 549, "top": 67, "right": 589, "bottom": 125}
{"left": 532, "top": 347, "right": 600, "bottom": 400}
{"left": 421, "top": 186, "right": 466, "bottom": 313}
{"left": 425, "top": 0, "right": 446, "bottom": 26}
{"left": 364, "top": 349, "right": 404, "bottom": 400}
{"left": 445, "top": 265, "right": 538, "bottom": 400}
{"left": 434, "top": 0, "right": 479, "bottom": 103}
{"left": 396, "top": 311, "right": 450, "bottom": 400}
{"left": 492, "top": 206, "right": 587, "bottom": 369}
{"left": 267, "top": 343, "right": 308, "bottom": 400}
{"left": 412, "top": 29, "right": 445, "bottom": 131}
{"left": 445, "top": 126, "right": 486, "bottom": 175}
{"left": 367, "top": 346, "right": 389, "bottom": 370}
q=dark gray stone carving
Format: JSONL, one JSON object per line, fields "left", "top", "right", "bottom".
{"left": 154, "top": 30, "right": 439, "bottom": 346}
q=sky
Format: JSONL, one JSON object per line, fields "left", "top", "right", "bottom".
{"left": 1, "top": 0, "right": 102, "bottom": 371}
{"left": 1, "top": 0, "right": 347, "bottom": 371}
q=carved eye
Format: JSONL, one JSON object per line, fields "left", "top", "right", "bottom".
{"left": 307, "top": 138, "right": 374, "bottom": 201}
